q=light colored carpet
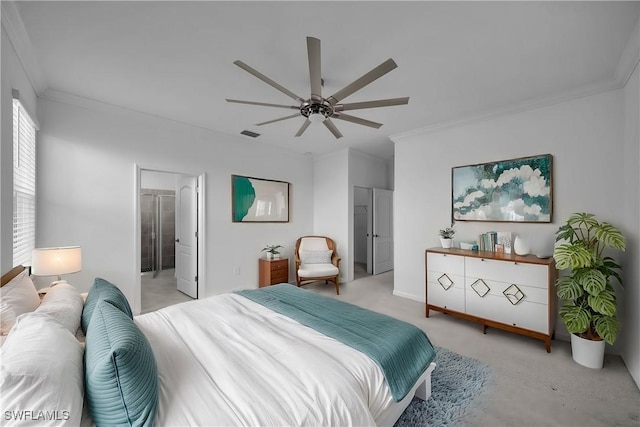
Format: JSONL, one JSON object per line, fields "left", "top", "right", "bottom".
{"left": 302, "top": 272, "right": 640, "bottom": 427}
{"left": 141, "top": 269, "right": 193, "bottom": 314}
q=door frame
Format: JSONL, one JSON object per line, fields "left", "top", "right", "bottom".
{"left": 133, "top": 164, "right": 206, "bottom": 315}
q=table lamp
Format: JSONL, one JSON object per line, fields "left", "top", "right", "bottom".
{"left": 31, "top": 246, "right": 82, "bottom": 286}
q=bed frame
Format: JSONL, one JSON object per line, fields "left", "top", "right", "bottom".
{"left": 1, "top": 265, "right": 25, "bottom": 287}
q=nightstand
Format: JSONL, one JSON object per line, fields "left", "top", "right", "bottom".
{"left": 258, "top": 258, "right": 289, "bottom": 287}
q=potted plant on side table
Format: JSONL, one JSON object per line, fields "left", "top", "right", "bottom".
{"left": 438, "top": 226, "right": 455, "bottom": 249}
{"left": 553, "top": 212, "right": 625, "bottom": 369}
{"left": 261, "top": 244, "right": 283, "bottom": 260}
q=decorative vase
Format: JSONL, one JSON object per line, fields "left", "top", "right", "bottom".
{"left": 440, "top": 238, "right": 453, "bottom": 249}
{"left": 513, "top": 236, "right": 530, "bottom": 256}
{"left": 570, "top": 333, "right": 605, "bottom": 369}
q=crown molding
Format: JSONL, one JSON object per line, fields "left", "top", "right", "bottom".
{"left": 615, "top": 17, "right": 640, "bottom": 87}
{"left": 1, "top": 1, "right": 46, "bottom": 95}
{"left": 390, "top": 77, "right": 622, "bottom": 142}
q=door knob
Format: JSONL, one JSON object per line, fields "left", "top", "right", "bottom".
{"left": 175, "top": 238, "right": 180, "bottom": 243}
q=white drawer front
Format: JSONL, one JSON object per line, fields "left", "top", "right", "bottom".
{"left": 427, "top": 281, "right": 465, "bottom": 313}
{"left": 426, "top": 252, "right": 465, "bottom": 276}
{"left": 466, "top": 291, "right": 548, "bottom": 333}
{"left": 465, "top": 277, "right": 548, "bottom": 305}
{"left": 465, "top": 257, "right": 548, "bottom": 289}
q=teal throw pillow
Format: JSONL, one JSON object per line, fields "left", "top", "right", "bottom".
{"left": 85, "top": 300, "right": 158, "bottom": 427}
{"left": 82, "top": 277, "right": 133, "bottom": 333}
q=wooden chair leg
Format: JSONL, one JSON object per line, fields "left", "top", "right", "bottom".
{"left": 334, "top": 277, "right": 340, "bottom": 295}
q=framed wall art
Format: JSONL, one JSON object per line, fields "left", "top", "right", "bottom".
{"left": 452, "top": 154, "right": 552, "bottom": 223}
{"left": 232, "top": 175, "right": 290, "bottom": 222}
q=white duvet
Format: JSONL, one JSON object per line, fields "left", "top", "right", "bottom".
{"left": 135, "top": 293, "right": 395, "bottom": 426}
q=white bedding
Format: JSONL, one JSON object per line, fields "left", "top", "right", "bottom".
{"left": 135, "top": 293, "right": 396, "bottom": 426}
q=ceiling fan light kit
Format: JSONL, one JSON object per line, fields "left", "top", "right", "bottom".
{"left": 227, "top": 37, "right": 409, "bottom": 139}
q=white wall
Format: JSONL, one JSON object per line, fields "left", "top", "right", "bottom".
{"left": 622, "top": 63, "right": 640, "bottom": 387}
{"left": 0, "top": 24, "right": 38, "bottom": 272}
{"left": 393, "top": 89, "right": 630, "bottom": 345}
{"left": 313, "top": 149, "right": 349, "bottom": 281}
{"left": 141, "top": 170, "right": 180, "bottom": 191}
{"left": 35, "top": 95, "right": 314, "bottom": 312}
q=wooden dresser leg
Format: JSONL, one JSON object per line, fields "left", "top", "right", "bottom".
{"left": 545, "top": 338, "right": 551, "bottom": 353}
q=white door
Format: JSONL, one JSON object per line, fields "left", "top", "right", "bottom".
{"left": 176, "top": 176, "right": 198, "bottom": 298}
{"left": 373, "top": 188, "right": 393, "bottom": 274}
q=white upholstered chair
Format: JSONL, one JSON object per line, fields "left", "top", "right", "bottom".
{"left": 294, "top": 236, "right": 341, "bottom": 295}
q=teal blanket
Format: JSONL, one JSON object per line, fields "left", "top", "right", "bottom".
{"left": 236, "top": 284, "right": 435, "bottom": 402}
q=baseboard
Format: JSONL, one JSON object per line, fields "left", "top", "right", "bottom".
{"left": 392, "top": 289, "right": 425, "bottom": 303}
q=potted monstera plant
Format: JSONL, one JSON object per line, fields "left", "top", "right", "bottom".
{"left": 553, "top": 213, "right": 625, "bottom": 369}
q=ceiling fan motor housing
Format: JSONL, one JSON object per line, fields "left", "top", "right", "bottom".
{"left": 300, "top": 101, "right": 334, "bottom": 119}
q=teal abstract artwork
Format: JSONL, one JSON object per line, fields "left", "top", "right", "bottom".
{"left": 232, "top": 175, "right": 289, "bottom": 222}
{"left": 452, "top": 154, "right": 552, "bottom": 222}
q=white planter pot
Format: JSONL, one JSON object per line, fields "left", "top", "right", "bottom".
{"left": 571, "top": 333, "right": 605, "bottom": 369}
{"left": 440, "top": 238, "right": 453, "bottom": 249}
{"left": 266, "top": 252, "right": 274, "bottom": 260}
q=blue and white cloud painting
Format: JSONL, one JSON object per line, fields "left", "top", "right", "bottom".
{"left": 452, "top": 155, "right": 552, "bottom": 222}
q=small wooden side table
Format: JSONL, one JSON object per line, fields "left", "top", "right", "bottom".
{"left": 258, "top": 257, "right": 289, "bottom": 287}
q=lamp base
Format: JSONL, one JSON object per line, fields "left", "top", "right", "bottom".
{"left": 50, "top": 279, "right": 69, "bottom": 287}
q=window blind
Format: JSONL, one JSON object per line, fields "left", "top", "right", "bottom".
{"left": 13, "top": 97, "right": 37, "bottom": 266}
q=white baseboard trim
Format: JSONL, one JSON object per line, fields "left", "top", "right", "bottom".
{"left": 392, "top": 289, "right": 425, "bottom": 303}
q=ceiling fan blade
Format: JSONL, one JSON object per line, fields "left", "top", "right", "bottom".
{"left": 256, "top": 113, "right": 301, "bottom": 126}
{"left": 323, "top": 118, "right": 343, "bottom": 139}
{"left": 294, "top": 119, "right": 312, "bottom": 137}
{"left": 335, "top": 97, "right": 409, "bottom": 112}
{"left": 333, "top": 113, "right": 383, "bottom": 129}
{"left": 226, "top": 99, "right": 299, "bottom": 110}
{"left": 327, "top": 58, "right": 398, "bottom": 105}
{"left": 233, "top": 60, "right": 305, "bottom": 103}
{"left": 307, "top": 37, "right": 322, "bottom": 102}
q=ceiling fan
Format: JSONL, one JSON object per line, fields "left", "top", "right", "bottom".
{"left": 226, "top": 37, "right": 409, "bottom": 139}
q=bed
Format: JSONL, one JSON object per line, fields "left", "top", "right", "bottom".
{"left": 1, "top": 266, "right": 437, "bottom": 426}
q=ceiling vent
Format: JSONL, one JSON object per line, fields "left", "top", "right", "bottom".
{"left": 240, "top": 130, "right": 260, "bottom": 138}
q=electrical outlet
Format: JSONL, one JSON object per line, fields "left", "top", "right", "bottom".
{"left": 233, "top": 267, "right": 240, "bottom": 276}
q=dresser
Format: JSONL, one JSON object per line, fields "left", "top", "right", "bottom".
{"left": 258, "top": 258, "right": 289, "bottom": 287}
{"left": 425, "top": 248, "right": 557, "bottom": 352}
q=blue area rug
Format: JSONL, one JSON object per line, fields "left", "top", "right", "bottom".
{"left": 394, "top": 347, "right": 491, "bottom": 427}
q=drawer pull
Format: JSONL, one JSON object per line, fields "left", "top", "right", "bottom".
{"left": 471, "top": 279, "right": 490, "bottom": 297}
{"left": 437, "top": 274, "right": 454, "bottom": 291}
{"left": 503, "top": 284, "right": 526, "bottom": 305}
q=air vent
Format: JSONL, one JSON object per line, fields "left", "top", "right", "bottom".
{"left": 240, "top": 130, "right": 260, "bottom": 138}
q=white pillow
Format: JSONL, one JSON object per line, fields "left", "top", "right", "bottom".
{"left": 300, "top": 249, "right": 333, "bottom": 264}
{"left": 0, "top": 312, "right": 84, "bottom": 426}
{"left": 0, "top": 270, "right": 40, "bottom": 335}
{"left": 0, "top": 301, "right": 17, "bottom": 335}
{"left": 35, "top": 283, "right": 84, "bottom": 335}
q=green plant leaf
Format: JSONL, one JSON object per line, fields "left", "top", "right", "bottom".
{"left": 576, "top": 269, "right": 606, "bottom": 296}
{"left": 555, "top": 276, "right": 583, "bottom": 301}
{"left": 553, "top": 243, "right": 592, "bottom": 270}
{"left": 566, "top": 212, "right": 597, "bottom": 228}
{"left": 559, "top": 304, "right": 591, "bottom": 334}
{"left": 554, "top": 224, "right": 575, "bottom": 243}
{"left": 593, "top": 315, "right": 619, "bottom": 345}
{"left": 588, "top": 291, "right": 617, "bottom": 316}
{"left": 595, "top": 223, "right": 626, "bottom": 250}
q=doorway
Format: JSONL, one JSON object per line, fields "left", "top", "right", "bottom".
{"left": 353, "top": 186, "right": 394, "bottom": 280}
{"left": 135, "top": 168, "right": 204, "bottom": 314}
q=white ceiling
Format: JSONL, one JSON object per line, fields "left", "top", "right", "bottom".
{"left": 10, "top": 1, "right": 639, "bottom": 159}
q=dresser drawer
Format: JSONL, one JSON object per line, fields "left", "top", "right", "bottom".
{"left": 270, "top": 259, "right": 288, "bottom": 271}
{"left": 466, "top": 291, "right": 549, "bottom": 334}
{"left": 426, "top": 252, "right": 465, "bottom": 275}
{"left": 465, "top": 257, "right": 548, "bottom": 289}
{"left": 427, "top": 281, "right": 465, "bottom": 313}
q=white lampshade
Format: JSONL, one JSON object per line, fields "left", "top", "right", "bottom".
{"left": 31, "top": 246, "right": 82, "bottom": 279}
